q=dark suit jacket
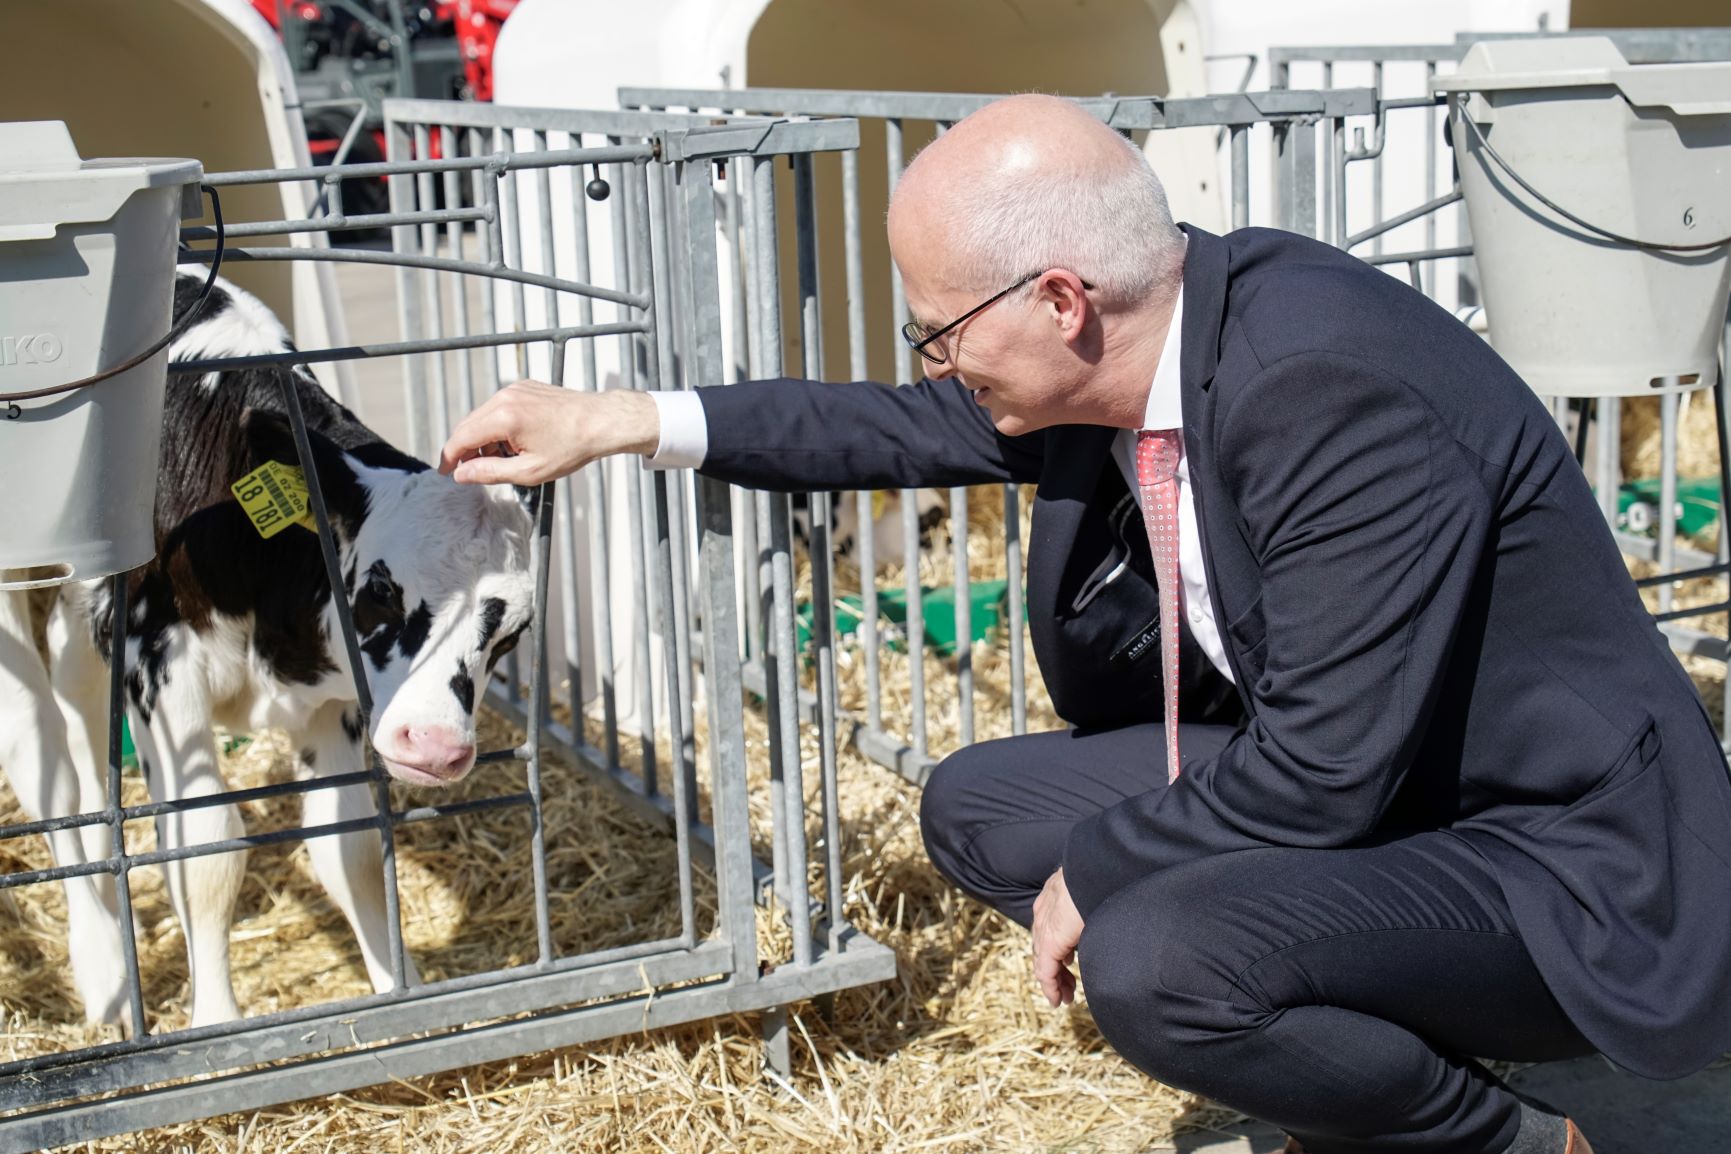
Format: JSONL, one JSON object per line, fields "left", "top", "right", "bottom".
{"left": 693, "top": 225, "right": 1731, "bottom": 1080}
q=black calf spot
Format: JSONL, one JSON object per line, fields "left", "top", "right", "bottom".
{"left": 361, "top": 626, "right": 398, "bottom": 672}
{"left": 398, "top": 601, "right": 432, "bottom": 658}
{"left": 476, "top": 597, "right": 507, "bottom": 649}
{"left": 449, "top": 663, "right": 475, "bottom": 714}
{"left": 125, "top": 625, "right": 173, "bottom": 725}
{"left": 353, "top": 561, "right": 408, "bottom": 672}
{"left": 918, "top": 501, "right": 946, "bottom": 543}
{"left": 300, "top": 747, "right": 317, "bottom": 769}
{"left": 486, "top": 624, "right": 526, "bottom": 675}
{"left": 340, "top": 709, "right": 364, "bottom": 745}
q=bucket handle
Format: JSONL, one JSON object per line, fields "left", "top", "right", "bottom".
{"left": 1456, "top": 95, "right": 1731, "bottom": 255}
{"left": 0, "top": 185, "right": 225, "bottom": 413}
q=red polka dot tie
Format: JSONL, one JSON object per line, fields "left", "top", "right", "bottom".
{"left": 1136, "top": 428, "right": 1184, "bottom": 784}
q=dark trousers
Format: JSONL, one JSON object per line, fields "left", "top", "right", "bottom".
{"left": 919, "top": 723, "right": 1596, "bottom": 1154}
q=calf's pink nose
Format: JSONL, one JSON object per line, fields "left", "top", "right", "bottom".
{"left": 392, "top": 725, "right": 476, "bottom": 779}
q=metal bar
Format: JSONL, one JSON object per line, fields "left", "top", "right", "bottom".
{"left": 413, "top": 124, "right": 450, "bottom": 461}
{"left": 617, "top": 157, "right": 659, "bottom": 793}
{"left": 2, "top": 942, "right": 895, "bottom": 1154}
{"left": 1230, "top": 126, "right": 1250, "bottom": 231}
{"left": 683, "top": 156, "right": 761, "bottom": 978}
{"left": 1321, "top": 63, "right": 1335, "bottom": 245}
{"left": 0, "top": 938, "right": 731, "bottom": 1111}
{"left": 440, "top": 126, "right": 477, "bottom": 422}
{"left": 1634, "top": 561, "right": 1731, "bottom": 587}
{"left": 885, "top": 118, "right": 928, "bottom": 759}
{"left": 205, "top": 144, "right": 654, "bottom": 186}
{"left": 661, "top": 167, "right": 701, "bottom": 812}
{"left": 386, "top": 119, "right": 426, "bottom": 462}
{"left": 1362, "top": 244, "right": 1473, "bottom": 266}
{"left": 642, "top": 191, "right": 699, "bottom": 952}
{"left": 733, "top": 658, "right": 939, "bottom": 788}
{"left": 482, "top": 686, "right": 772, "bottom": 902}
{"left": 952, "top": 485, "right": 973, "bottom": 746}
{"left": 841, "top": 146, "right": 881, "bottom": 731}
{"left": 175, "top": 244, "right": 651, "bottom": 310}
{"left": 1598, "top": 389, "right": 1621, "bottom": 527}
{"left": 175, "top": 323, "right": 648, "bottom": 374}
{"left": 182, "top": 206, "right": 490, "bottom": 240}
{"left": 736, "top": 155, "right": 764, "bottom": 663}
{"left": 1005, "top": 485, "right": 1027, "bottom": 735}
{"left": 1655, "top": 600, "right": 1731, "bottom": 624}
{"left": 753, "top": 151, "right": 815, "bottom": 965}
{"left": 1371, "top": 61, "right": 1385, "bottom": 257}
{"left": 274, "top": 371, "right": 408, "bottom": 991}
{"left": 470, "top": 127, "right": 505, "bottom": 405}
{"left": 105, "top": 573, "right": 146, "bottom": 1038}
{"left": 0, "top": 770, "right": 376, "bottom": 841}
{"left": 1424, "top": 62, "right": 1439, "bottom": 297}
{"left": 1345, "top": 188, "right": 1462, "bottom": 251}
{"left": 1660, "top": 389, "right": 1680, "bottom": 615}
{"left": 793, "top": 151, "right": 846, "bottom": 951}
{"left": 524, "top": 343, "right": 561, "bottom": 966}
{"left": 619, "top": 86, "right": 1379, "bottom": 127}
{"left": 1719, "top": 319, "right": 1731, "bottom": 744}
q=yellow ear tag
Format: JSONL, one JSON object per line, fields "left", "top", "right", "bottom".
{"left": 231, "top": 461, "right": 317, "bottom": 539}
{"left": 870, "top": 489, "right": 888, "bottom": 523}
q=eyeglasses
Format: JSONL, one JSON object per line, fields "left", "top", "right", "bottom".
{"left": 900, "top": 271, "right": 1043, "bottom": 365}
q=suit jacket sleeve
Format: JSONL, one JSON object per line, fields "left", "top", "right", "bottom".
{"left": 1062, "top": 352, "right": 1494, "bottom": 917}
{"left": 695, "top": 376, "right": 1045, "bottom": 491}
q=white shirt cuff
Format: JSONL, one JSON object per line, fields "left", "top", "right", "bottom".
{"left": 646, "top": 390, "right": 708, "bottom": 469}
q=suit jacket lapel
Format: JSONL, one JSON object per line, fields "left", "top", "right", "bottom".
{"left": 1179, "top": 226, "right": 1258, "bottom": 718}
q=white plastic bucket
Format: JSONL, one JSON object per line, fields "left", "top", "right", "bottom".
{"left": 1433, "top": 37, "right": 1731, "bottom": 398}
{"left": 0, "top": 121, "right": 203, "bottom": 590}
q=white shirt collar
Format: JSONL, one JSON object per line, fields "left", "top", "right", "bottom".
{"left": 1140, "top": 286, "right": 1185, "bottom": 432}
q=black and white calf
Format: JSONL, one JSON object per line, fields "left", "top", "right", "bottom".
{"left": 790, "top": 489, "right": 947, "bottom": 569}
{"left": 0, "top": 273, "right": 535, "bottom": 1028}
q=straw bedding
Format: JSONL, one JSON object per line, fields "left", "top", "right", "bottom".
{"left": 2, "top": 417, "right": 1725, "bottom": 1151}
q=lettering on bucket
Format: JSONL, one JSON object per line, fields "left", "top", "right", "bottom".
{"left": 0, "top": 333, "right": 65, "bottom": 366}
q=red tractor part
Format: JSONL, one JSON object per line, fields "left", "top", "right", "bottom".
{"left": 453, "top": 0, "right": 517, "bottom": 102}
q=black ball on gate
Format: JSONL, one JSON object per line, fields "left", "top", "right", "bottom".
{"left": 586, "top": 175, "right": 611, "bottom": 202}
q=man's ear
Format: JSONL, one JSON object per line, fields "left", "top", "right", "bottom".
{"left": 1040, "top": 269, "right": 1092, "bottom": 345}
{"left": 238, "top": 407, "right": 368, "bottom": 533}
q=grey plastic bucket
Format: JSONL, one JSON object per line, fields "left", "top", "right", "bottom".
{"left": 0, "top": 121, "right": 203, "bottom": 591}
{"left": 1433, "top": 37, "right": 1731, "bottom": 399}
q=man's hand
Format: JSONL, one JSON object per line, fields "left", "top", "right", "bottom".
{"left": 1032, "top": 867, "right": 1084, "bottom": 1007}
{"left": 438, "top": 382, "right": 660, "bottom": 486}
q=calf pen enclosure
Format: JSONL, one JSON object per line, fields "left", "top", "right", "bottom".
{"left": 2, "top": 54, "right": 1729, "bottom": 1151}
{"left": 0, "top": 108, "right": 898, "bottom": 1152}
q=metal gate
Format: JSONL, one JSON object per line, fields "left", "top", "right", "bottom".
{"left": 0, "top": 108, "right": 894, "bottom": 1153}
{"left": 617, "top": 84, "right": 1379, "bottom": 786}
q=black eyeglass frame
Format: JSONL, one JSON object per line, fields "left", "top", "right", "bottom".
{"left": 900, "top": 270, "right": 1045, "bottom": 365}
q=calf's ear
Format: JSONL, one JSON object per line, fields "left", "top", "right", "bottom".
{"left": 238, "top": 407, "right": 368, "bottom": 535}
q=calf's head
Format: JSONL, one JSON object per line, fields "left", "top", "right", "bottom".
{"left": 342, "top": 467, "right": 535, "bottom": 785}
{"left": 244, "top": 411, "right": 535, "bottom": 786}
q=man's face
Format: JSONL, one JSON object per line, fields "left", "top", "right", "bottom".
{"left": 891, "top": 223, "right": 1076, "bottom": 437}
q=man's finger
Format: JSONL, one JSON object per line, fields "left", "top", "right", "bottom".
{"left": 439, "top": 402, "right": 517, "bottom": 474}
{"left": 452, "top": 453, "right": 538, "bottom": 486}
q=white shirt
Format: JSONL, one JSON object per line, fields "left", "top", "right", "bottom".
{"left": 645, "top": 285, "right": 1233, "bottom": 683}
{"left": 1106, "top": 289, "right": 1233, "bottom": 682}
